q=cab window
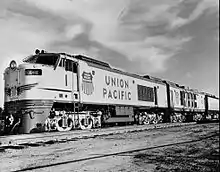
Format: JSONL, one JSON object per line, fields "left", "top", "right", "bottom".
{"left": 65, "top": 59, "right": 77, "bottom": 73}
{"left": 59, "top": 58, "right": 65, "bottom": 67}
{"left": 59, "top": 59, "right": 77, "bottom": 73}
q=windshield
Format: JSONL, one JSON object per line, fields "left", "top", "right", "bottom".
{"left": 23, "top": 54, "right": 59, "bottom": 66}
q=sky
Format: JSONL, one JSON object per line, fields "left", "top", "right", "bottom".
{"left": 0, "top": 0, "right": 219, "bottom": 107}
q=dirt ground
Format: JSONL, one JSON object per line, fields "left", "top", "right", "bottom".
{"left": 0, "top": 122, "right": 219, "bottom": 172}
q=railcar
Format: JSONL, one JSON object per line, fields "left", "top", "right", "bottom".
{"left": 164, "top": 80, "right": 210, "bottom": 122}
{"left": 205, "top": 94, "right": 219, "bottom": 120}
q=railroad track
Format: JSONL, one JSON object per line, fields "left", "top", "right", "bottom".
{"left": 12, "top": 131, "right": 219, "bottom": 172}
{"left": 0, "top": 122, "right": 197, "bottom": 149}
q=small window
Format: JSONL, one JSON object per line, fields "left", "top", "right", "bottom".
{"left": 192, "top": 93, "right": 195, "bottom": 107}
{"left": 194, "top": 94, "right": 197, "bottom": 108}
{"left": 74, "top": 93, "right": 78, "bottom": 100}
{"left": 175, "top": 91, "right": 180, "bottom": 105}
{"left": 59, "top": 58, "right": 65, "bottom": 67}
{"left": 65, "top": 59, "right": 77, "bottom": 73}
{"left": 187, "top": 93, "right": 190, "bottom": 107}
{"left": 180, "top": 91, "right": 185, "bottom": 105}
{"left": 154, "top": 87, "right": 158, "bottom": 105}
{"left": 190, "top": 93, "right": 194, "bottom": 107}
{"left": 65, "top": 59, "right": 72, "bottom": 71}
{"left": 137, "top": 85, "right": 154, "bottom": 102}
{"left": 194, "top": 94, "right": 197, "bottom": 100}
{"left": 72, "top": 63, "right": 78, "bottom": 73}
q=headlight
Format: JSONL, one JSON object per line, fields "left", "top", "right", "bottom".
{"left": 10, "top": 60, "right": 17, "bottom": 70}
{"left": 25, "top": 69, "right": 42, "bottom": 75}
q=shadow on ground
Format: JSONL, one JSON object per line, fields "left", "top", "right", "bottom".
{"left": 133, "top": 134, "right": 219, "bottom": 172}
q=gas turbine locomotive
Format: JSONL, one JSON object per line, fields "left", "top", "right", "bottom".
{"left": 2, "top": 50, "right": 219, "bottom": 134}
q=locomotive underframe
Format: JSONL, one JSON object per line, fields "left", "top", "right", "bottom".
{"left": 3, "top": 99, "right": 171, "bottom": 134}
{"left": 4, "top": 98, "right": 216, "bottom": 134}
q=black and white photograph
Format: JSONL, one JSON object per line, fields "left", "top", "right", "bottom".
{"left": 0, "top": 0, "right": 219, "bottom": 171}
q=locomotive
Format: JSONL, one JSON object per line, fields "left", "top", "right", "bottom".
{"left": 1, "top": 49, "right": 219, "bottom": 134}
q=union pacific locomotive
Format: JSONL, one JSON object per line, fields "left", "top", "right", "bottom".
{"left": 0, "top": 49, "right": 219, "bottom": 134}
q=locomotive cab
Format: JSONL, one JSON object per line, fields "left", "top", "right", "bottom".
{"left": 4, "top": 50, "right": 81, "bottom": 133}
{"left": 56, "top": 55, "right": 79, "bottom": 101}
{"left": 18, "top": 50, "right": 80, "bottom": 102}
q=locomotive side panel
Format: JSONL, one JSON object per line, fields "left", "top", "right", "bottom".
{"left": 207, "top": 97, "right": 219, "bottom": 111}
{"left": 79, "top": 62, "right": 134, "bottom": 106}
{"left": 169, "top": 86, "right": 183, "bottom": 110}
{"left": 136, "top": 78, "right": 167, "bottom": 108}
{"left": 195, "top": 93, "right": 205, "bottom": 111}
{"left": 79, "top": 62, "right": 167, "bottom": 108}
{"left": 156, "top": 84, "right": 167, "bottom": 108}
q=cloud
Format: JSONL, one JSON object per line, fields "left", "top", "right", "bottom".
{"left": 186, "top": 72, "right": 193, "bottom": 78}
{"left": 64, "top": 25, "right": 84, "bottom": 40}
{"left": 0, "top": 0, "right": 65, "bottom": 106}
{"left": 101, "top": 35, "right": 192, "bottom": 73}
{"left": 0, "top": 0, "right": 197, "bottom": 75}
{"left": 170, "top": 0, "right": 219, "bottom": 29}
{"left": 120, "top": 0, "right": 218, "bottom": 31}
{"left": 21, "top": 0, "right": 194, "bottom": 74}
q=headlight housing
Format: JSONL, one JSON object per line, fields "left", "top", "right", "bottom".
{"left": 10, "top": 60, "right": 17, "bottom": 70}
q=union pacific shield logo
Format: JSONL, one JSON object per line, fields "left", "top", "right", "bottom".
{"left": 82, "top": 72, "right": 94, "bottom": 95}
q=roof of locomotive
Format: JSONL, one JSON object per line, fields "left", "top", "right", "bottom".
{"left": 22, "top": 50, "right": 164, "bottom": 85}
{"left": 22, "top": 50, "right": 219, "bottom": 96}
{"left": 61, "top": 53, "right": 111, "bottom": 68}
{"left": 61, "top": 53, "right": 219, "bottom": 98}
{"left": 163, "top": 80, "right": 181, "bottom": 88}
{"left": 60, "top": 52, "right": 166, "bottom": 85}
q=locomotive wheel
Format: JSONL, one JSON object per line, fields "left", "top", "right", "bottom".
{"left": 177, "top": 117, "right": 182, "bottom": 123}
{"left": 152, "top": 119, "right": 158, "bottom": 124}
{"left": 143, "top": 117, "right": 151, "bottom": 125}
{"left": 152, "top": 113, "right": 161, "bottom": 124}
{"left": 181, "top": 115, "right": 186, "bottom": 122}
{"left": 138, "top": 116, "right": 143, "bottom": 125}
{"left": 176, "top": 114, "right": 183, "bottom": 123}
{"left": 170, "top": 115, "right": 177, "bottom": 123}
{"left": 152, "top": 115, "right": 159, "bottom": 124}
{"left": 56, "top": 118, "right": 73, "bottom": 132}
{"left": 80, "top": 118, "right": 93, "bottom": 130}
{"left": 139, "top": 114, "right": 149, "bottom": 125}
{"left": 193, "top": 113, "right": 202, "bottom": 122}
{"left": 45, "top": 118, "right": 58, "bottom": 131}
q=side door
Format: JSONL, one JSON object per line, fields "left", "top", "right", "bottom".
{"left": 65, "top": 59, "right": 79, "bottom": 101}
{"left": 154, "top": 86, "right": 158, "bottom": 106}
